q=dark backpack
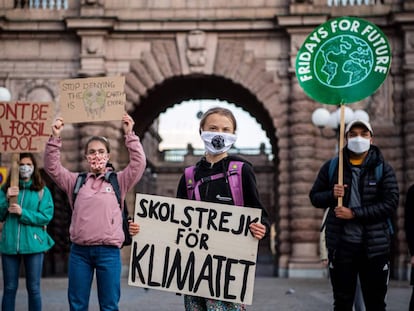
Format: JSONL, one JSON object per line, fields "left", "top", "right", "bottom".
{"left": 327, "top": 156, "right": 393, "bottom": 235}
{"left": 73, "top": 171, "right": 132, "bottom": 247}
{"left": 185, "top": 161, "right": 244, "bottom": 206}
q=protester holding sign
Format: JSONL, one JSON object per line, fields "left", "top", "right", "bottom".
{"left": 309, "top": 120, "right": 399, "bottom": 311}
{"left": 0, "top": 153, "right": 55, "bottom": 311}
{"left": 404, "top": 184, "right": 414, "bottom": 311}
{"left": 176, "top": 106, "right": 270, "bottom": 311}
{"left": 43, "top": 113, "right": 146, "bottom": 311}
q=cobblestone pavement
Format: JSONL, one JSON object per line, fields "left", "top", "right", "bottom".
{"left": 13, "top": 276, "right": 411, "bottom": 311}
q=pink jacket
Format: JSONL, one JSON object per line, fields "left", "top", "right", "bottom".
{"left": 44, "top": 132, "right": 146, "bottom": 248}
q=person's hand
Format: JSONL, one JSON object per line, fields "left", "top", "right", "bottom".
{"left": 52, "top": 117, "right": 64, "bottom": 137}
{"left": 8, "top": 203, "right": 22, "bottom": 216}
{"left": 122, "top": 113, "right": 135, "bottom": 135}
{"left": 321, "top": 259, "right": 328, "bottom": 267}
{"left": 128, "top": 220, "right": 140, "bottom": 236}
{"left": 249, "top": 222, "right": 266, "bottom": 240}
{"left": 333, "top": 184, "right": 347, "bottom": 199}
{"left": 334, "top": 206, "right": 354, "bottom": 219}
{"left": 7, "top": 186, "right": 19, "bottom": 199}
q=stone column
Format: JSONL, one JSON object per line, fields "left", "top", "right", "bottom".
{"left": 401, "top": 25, "right": 414, "bottom": 280}
{"left": 278, "top": 15, "right": 334, "bottom": 277}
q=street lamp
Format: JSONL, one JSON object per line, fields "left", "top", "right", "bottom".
{"left": 312, "top": 106, "right": 369, "bottom": 136}
{"left": 312, "top": 106, "right": 370, "bottom": 154}
{"left": 0, "top": 87, "right": 11, "bottom": 102}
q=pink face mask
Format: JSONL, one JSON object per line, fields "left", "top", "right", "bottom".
{"left": 86, "top": 153, "right": 109, "bottom": 171}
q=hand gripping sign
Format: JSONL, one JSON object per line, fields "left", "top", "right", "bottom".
{"left": 295, "top": 16, "right": 391, "bottom": 205}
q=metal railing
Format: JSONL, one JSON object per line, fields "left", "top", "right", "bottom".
{"left": 14, "top": 0, "right": 68, "bottom": 9}
{"left": 162, "top": 146, "right": 273, "bottom": 162}
{"left": 327, "top": 0, "right": 383, "bottom": 6}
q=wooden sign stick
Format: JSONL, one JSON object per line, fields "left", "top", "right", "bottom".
{"left": 9, "top": 153, "right": 20, "bottom": 205}
{"left": 337, "top": 104, "right": 345, "bottom": 207}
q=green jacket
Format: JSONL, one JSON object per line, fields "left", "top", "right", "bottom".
{"left": 0, "top": 180, "right": 55, "bottom": 254}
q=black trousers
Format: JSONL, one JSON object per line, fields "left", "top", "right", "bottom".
{"left": 409, "top": 267, "right": 414, "bottom": 311}
{"left": 329, "top": 243, "right": 389, "bottom": 311}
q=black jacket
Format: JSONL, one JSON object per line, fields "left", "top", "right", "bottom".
{"left": 176, "top": 155, "right": 270, "bottom": 235}
{"left": 405, "top": 184, "right": 414, "bottom": 256}
{"left": 309, "top": 145, "right": 399, "bottom": 258}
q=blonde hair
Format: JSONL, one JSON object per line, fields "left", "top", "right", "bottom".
{"left": 199, "top": 107, "right": 237, "bottom": 133}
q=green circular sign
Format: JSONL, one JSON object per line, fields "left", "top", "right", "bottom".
{"left": 296, "top": 16, "right": 391, "bottom": 105}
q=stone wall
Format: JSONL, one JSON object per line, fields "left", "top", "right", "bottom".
{"left": 0, "top": 0, "right": 411, "bottom": 278}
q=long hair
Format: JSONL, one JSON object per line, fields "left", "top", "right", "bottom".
{"left": 199, "top": 106, "right": 237, "bottom": 134}
{"left": 2, "top": 153, "right": 44, "bottom": 192}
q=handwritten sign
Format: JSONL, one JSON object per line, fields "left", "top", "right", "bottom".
{"left": 128, "top": 194, "right": 261, "bottom": 305}
{"left": 59, "top": 76, "right": 125, "bottom": 123}
{"left": 0, "top": 102, "right": 53, "bottom": 153}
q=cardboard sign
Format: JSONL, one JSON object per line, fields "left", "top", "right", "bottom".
{"left": 59, "top": 76, "right": 125, "bottom": 123}
{"left": 0, "top": 102, "right": 53, "bottom": 153}
{"left": 296, "top": 16, "right": 391, "bottom": 105}
{"left": 128, "top": 194, "right": 261, "bottom": 305}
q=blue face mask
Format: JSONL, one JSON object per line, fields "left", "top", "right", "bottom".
{"left": 19, "top": 164, "right": 34, "bottom": 179}
{"left": 200, "top": 131, "right": 237, "bottom": 155}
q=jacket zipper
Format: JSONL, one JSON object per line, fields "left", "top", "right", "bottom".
{"left": 16, "top": 189, "right": 25, "bottom": 253}
{"left": 34, "top": 233, "right": 43, "bottom": 244}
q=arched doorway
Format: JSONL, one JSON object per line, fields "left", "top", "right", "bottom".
{"left": 128, "top": 74, "right": 280, "bottom": 276}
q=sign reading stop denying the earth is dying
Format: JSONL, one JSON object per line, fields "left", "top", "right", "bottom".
{"left": 60, "top": 76, "right": 125, "bottom": 123}
{"left": 296, "top": 16, "right": 391, "bottom": 105}
{"left": 128, "top": 194, "right": 261, "bottom": 305}
{"left": 0, "top": 102, "right": 54, "bottom": 153}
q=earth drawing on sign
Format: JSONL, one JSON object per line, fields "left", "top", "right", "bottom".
{"left": 295, "top": 16, "right": 391, "bottom": 105}
{"left": 316, "top": 35, "right": 373, "bottom": 88}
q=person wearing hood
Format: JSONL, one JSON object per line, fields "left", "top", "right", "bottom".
{"left": 176, "top": 106, "right": 270, "bottom": 311}
{"left": 309, "top": 120, "right": 399, "bottom": 311}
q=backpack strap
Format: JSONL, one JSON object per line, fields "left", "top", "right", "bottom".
{"left": 72, "top": 172, "right": 87, "bottom": 206}
{"left": 227, "top": 161, "right": 244, "bottom": 206}
{"left": 72, "top": 172, "right": 122, "bottom": 209}
{"left": 328, "top": 157, "right": 339, "bottom": 184}
{"left": 184, "top": 166, "right": 196, "bottom": 201}
{"left": 184, "top": 161, "right": 244, "bottom": 206}
{"left": 375, "top": 162, "right": 383, "bottom": 182}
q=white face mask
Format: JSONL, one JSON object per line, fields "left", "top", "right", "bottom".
{"left": 347, "top": 136, "right": 371, "bottom": 154}
{"left": 201, "top": 131, "right": 237, "bottom": 155}
{"left": 19, "top": 164, "right": 34, "bottom": 179}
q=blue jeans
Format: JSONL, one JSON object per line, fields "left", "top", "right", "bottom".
{"left": 68, "top": 244, "right": 121, "bottom": 311}
{"left": 1, "top": 252, "right": 44, "bottom": 311}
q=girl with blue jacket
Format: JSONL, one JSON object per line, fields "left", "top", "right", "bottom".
{"left": 0, "top": 153, "right": 55, "bottom": 311}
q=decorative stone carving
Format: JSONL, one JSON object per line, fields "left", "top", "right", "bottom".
{"left": 185, "top": 30, "right": 207, "bottom": 70}
{"left": 176, "top": 30, "right": 217, "bottom": 75}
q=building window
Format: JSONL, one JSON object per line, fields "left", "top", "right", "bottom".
{"left": 14, "top": 0, "right": 68, "bottom": 9}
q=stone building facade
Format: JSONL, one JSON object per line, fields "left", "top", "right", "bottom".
{"left": 0, "top": 0, "right": 412, "bottom": 279}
